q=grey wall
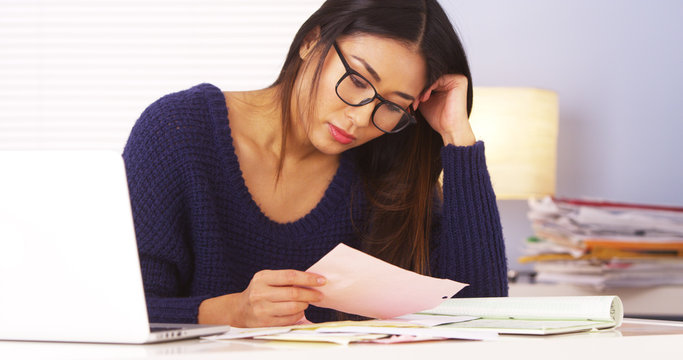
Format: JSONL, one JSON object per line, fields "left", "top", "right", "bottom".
{"left": 440, "top": 0, "right": 683, "bottom": 270}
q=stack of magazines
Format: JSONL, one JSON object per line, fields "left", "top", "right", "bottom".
{"left": 521, "top": 196, "right": 683, "bottom": 289}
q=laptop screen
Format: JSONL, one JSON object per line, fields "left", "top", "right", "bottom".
{"left": 0, "top": 151, "right": 151, "bottom": 343}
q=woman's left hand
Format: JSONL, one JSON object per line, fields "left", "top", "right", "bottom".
{"left": 414, "top": 74, "right": 476, "bottom": 146}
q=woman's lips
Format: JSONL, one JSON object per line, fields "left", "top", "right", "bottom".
{"left": 328, "top": 123, "right": 355, "bottom": 145}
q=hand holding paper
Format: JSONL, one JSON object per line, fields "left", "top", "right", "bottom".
{"left": 305, "top": 243, "right": 467, "bottom": 319}
{"left": 199, "top": 269, "right": 325, "bottom": 328}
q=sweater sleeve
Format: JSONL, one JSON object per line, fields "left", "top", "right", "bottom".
{"left": 430, "top": 141, "right": 508, "bottom": 297}
{"left": 122, "top": 93, "right": 212, "bottom": 323}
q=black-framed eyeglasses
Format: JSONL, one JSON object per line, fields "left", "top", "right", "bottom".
{"left": 332, "top": 42, "right": 417, "bottom": 134}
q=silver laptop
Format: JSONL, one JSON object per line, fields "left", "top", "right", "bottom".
{"left": 0, "top": 151, "right": 230, "bottom": 344}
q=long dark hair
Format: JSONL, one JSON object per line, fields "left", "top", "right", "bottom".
{"left": 272, "top": 0, "right": 473, "bottom": 275}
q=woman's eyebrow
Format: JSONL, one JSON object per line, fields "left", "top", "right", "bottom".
{"left": 350, "top": 55, "right": 416, "bottom": 102}
{"left": 351, "top": 55, "right": 382, "bottom": 82}
{"left": 394, "top": 92, "right": 415, "bottom": 102}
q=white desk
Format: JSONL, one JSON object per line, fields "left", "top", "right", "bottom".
{"left": 1, "top": 319, "right": 682, "bottom": 360}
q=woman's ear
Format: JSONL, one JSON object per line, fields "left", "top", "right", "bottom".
{"left": 299, "top": 26, "right": 321, "bottom": 60}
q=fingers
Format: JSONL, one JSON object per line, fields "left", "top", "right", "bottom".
{"left": 421, "top": 74, "right": 468, "bottom": 103}
{"left": 255, "top": 269, "right": 326, "bottom": 287}
{"left": 411, "top": 98, "right": 420, "bottom": 111}
{"left": 245, "top": 296, "right": 312, "bottom": 327}
{"left": 249, "top": 271, "right": 324, "bottom": 303}
{"left": 247, "top": 283, "right": 322, "bottom": 304}
{"left": 249, "top": 298, "right": 310, "bottom": 318}
{"left": 267, "top": 286, "right": 324, "bottom": 303}
{"left": 421, "top": 81, "right": 440, "bottom": 103}
{"left": 258, "top": 311, "right": 307, "bottom": 328}
{"left": 421, "top": 85, "right": 434, "bottom": 103}
{"left": 268, "top": 301, "right": 310, "bottom": 316}
{"left": 245, "top": 303, "right": 308, "bottom": 328}
{"left": 240, "top": 269, "right": 327, "bottom": 327}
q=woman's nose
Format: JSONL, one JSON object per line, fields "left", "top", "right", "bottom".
{"left": 345, "top": 102, "right": 377, "bottom": 128}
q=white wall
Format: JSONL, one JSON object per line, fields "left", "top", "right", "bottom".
{"left": 3, "top": 0, "right": 681, "bottom": 271}
{"left": 441, "top": 0, "right": 683, "bottom": 270}
{"left": 0, "top": 0, "right": 323, "bottom": 150}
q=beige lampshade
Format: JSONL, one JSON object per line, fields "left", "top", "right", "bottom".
{"left": 469, "top": 87, "right": 559, "bottom": 199}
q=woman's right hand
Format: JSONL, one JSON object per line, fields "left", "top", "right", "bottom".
{"left": 198, "top": 269, "right": 326, "bottom": 327}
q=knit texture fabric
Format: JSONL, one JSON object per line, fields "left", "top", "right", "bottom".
{"left": 122, "top": 83, "right": 508, "bottom": 324}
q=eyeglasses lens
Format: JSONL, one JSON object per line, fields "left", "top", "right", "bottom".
{"left": 337, "top": 73, "right": 374, "bottom": 105}
{"left": 337, "top": 74, "right": 411, "bottom": 133}
{"left": 373, "top": 102, "right": 410, "bottom": 133}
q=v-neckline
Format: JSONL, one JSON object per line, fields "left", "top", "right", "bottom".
{"left": 202, "top": 83, "right": 356, "bottom": 236}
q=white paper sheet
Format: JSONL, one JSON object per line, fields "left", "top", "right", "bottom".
{"left": 306, "top": 243, "right": 467, "bottom": 319}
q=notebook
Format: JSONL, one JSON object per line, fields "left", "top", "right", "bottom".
{"left": 420, "top": 296, "right": 623, "bottom": 335}
{"left": 0, "top": 151, "right": 230, "bottom": 344}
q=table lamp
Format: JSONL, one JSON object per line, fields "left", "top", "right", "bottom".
{"left": 469, "top": 87, "right": 559, "bottom": 199}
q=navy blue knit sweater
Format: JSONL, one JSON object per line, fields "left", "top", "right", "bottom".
{"left": 122, "top": 83, "right": 508, "bottom": 324}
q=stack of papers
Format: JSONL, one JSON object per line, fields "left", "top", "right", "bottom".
{"left": 204, "top": 316, "right": 496, "bottom": 345}
{"left": 522, "top": 196, "right": 683, "bottom": 289}
{"left": 204, "top": 296, "right": 623, "bottom": 344}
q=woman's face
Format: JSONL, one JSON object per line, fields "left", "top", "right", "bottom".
{"left": 296, "top": 34, "right": 427, "bottom": 155}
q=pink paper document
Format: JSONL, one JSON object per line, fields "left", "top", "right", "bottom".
{"left": 306, "top": 243, "right": 467, "bottom": 319}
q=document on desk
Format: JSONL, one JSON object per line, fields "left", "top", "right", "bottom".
{"left": 205, "top": 319, "right": 497, "bottom": 344}
{"left": 305, "top": 243, "right": 467, "bottom": 319}
{"left": 420, "top": 296, "right": 624, "bottom": 335}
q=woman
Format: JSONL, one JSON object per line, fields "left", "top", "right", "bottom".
{"left": 123, "top": 0, "right": 508, "bottom": 328}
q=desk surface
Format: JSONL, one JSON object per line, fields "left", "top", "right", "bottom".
{"left": 2, "top": 319, "right": 682, "bottom": 360}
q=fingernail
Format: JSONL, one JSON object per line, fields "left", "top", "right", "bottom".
{"left": 317, "top": 277, "right": 326, "bottom": 285}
